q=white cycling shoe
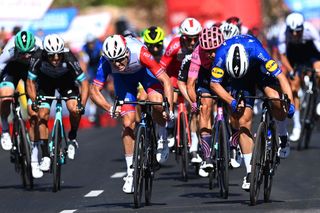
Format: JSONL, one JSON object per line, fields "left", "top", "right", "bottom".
{"left": 156, "top": 139, "right": 169, "bottom": 164}
{"left": 1, "top": 132, "right": 12, "bottom": 151}
{"left": 289, "top": 128, "right": 301, "bottom": 142}
{"left": 242, "top": 173, "right": 251, "bottom": 191}
{"left": 39, "top": 157, "right": 51, "bottom": 171}
{"left": 167, "top": 137, "right": 175, "bottom": 148}
{"left": 31, "top": 162, "right": 43, "bottom": 178}
{"left": 278, "top": 142, "right": 290, "bottom": 159}
{"left": 122, "top": 175, "right": 134, "bottom": 194}
{"left": 67, "top": 139, "right": 78, "bottom": 160}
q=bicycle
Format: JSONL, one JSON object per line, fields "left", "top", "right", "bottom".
{"left": 37, "top": 95, "right": 81, "bottom": 192}
{"left": 113, "top": 98, "right": 169, "bottom": 208}
{"left": 238, "top": 93, "right": 289, "bottom": 205}
{"left": 172, "top": 88, "right": 192, "bottom": 181}
{"left": 297, "top": 67, "right": 319, "bottom": 150}
{"left": 0, "top": 92, "right": 33, "bottom": 189}
{"left": 197, "top": 93, "right": 230, "bottom": 199}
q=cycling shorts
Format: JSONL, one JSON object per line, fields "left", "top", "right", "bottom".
{"left": 0, "top": 62, "right": 29, "bottom": 89}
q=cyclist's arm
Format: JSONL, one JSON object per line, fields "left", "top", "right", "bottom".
{"left": 279, "top": 54, "right": 293, "bottom": 75}
{"left": 210, "top": 81, "right": 233, "bottom": 105}
{"left": 277, "top": 28, "right": 293, "bottom": 75}
{"left": 277, "top": 72, "right": 294, "bottom": 104}
{"left": 26, "top": 52, "right": 41, "bottom": 102}
{"left": 178, "top": 54, "right": 192, "bottom": 104}
{"left": 177, "top": 81, "right": 192, "bottom": 104}
{"left": 187, "top": 59, "right": 201, "bottom": 103}
{"left": 26, "top": 75, "right": 37, "bottom": 102}
{"left": 140, "top": 47, "right": 174, "bottom": 111}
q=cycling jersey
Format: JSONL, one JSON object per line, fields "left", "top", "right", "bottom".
{"left": 0, "top": 36, "right": 42, "bottom": 89}
{"left": 160, "top": 36, "right": 190, "bottom": 88}
{"left": 211, "top": 34, "right": 281, "bottom": 108}
{"left": 278, "top": 22, "right": 320, "bottom": 66}
{"left": 93, "top": 36, "right": 164, "bottom": 115}
{"left": 27, "top": 49, "right": 86, "bottom": 107}
{"left": 178, "top": 53, "right": 192, "bottom": 83}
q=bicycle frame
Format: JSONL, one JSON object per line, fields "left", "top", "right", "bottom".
{"left": 175, "top": 94, "right": 191, "bottom": 148}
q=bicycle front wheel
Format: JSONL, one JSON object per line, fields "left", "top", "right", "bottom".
{"left": 217, "top": 120, "right": 229, "bottom": 199}
{"left": 53, "top": 122, "right": 62, "bottom": 192}
{"left": 299, "top": 93, "right": 314, "bottom": 150}
{"left": 18, "top": 119, "right": 33, "bottom": 189}
{"left": 250, "top": 122, "right": 267, "bottom": 206}
{"left": 145, "top": 126, "right": 156, "bottom": 205}
{"left": 180, "top": 112, "right": 189, "bottom": 182}
{"left": 133, "top": 125, "right": 145, "bottom": 208}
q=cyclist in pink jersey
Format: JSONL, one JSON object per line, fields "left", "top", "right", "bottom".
{"left": 187, "top": 26, "right": 225, "bottom": 172}
{"left": 160, "top": 17, "right": 202, "bottom": 145}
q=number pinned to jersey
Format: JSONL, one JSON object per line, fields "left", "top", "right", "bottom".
{"left": 265, "top": 60, "right": 278, "bottom": 72}
{"left": 211, "top": 67, "right": 224, "bottom": 78}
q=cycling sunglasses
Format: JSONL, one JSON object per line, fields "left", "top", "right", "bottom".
{"left": 183, "top": 35, "right": 199, "bottom": 43}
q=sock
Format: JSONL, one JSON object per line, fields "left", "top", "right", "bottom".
{"left": 157, "top": 124, "right": 167, "bottom": 141}
{"left": 41, "top": 139, "right": 49, "bottom": 158}
{"left": 293, "top": 110, "right": 301, "bottom": 129}
{"left": 243, "top": 153, "right": 252, "bottom": 174}
{"left": 68, "top": 129, "right": 77, "bottom": 140}
{"left": 31, "top": 141, "right": 39, "bottom": 163}
{"left": 1, "top": 117, "right": 9, "bottom": 133}
{"left": 200, "top": 134, "right": 212, "bottom": 159}
{"left": 125, "top": 155, "right": 133, "bottom": 176}
{"left": 276, "top": 119, "right": 288, "bottom": 137}
{"left": 189, "top": 132, "right": 199, "bottom": 152}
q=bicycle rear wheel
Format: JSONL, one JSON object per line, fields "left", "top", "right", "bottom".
{"left": 18, "top": 119, "right": 33, "bottom": 189}
{"left": 263, "top": 124, "right": 278, "bottom": 202}
{"left": 299, "top": 93, "right": 313, "bottom": 150}
{"left": 53, "top": 122, "right": 62, "bottom": 192}
{"left": 209, "top": 124, "right": 217, "bottom": 190}
{"left": 250, "top": 122, "right": 267, "bottom": 206}
{"left": 217, "top": 120, "right": 229, "bottom": 199}
{"left": 134, "top": 125, "right": 145, "bottom": 208}
{"left": 180, "top": 112, "right": 189, "bottom": 181}
{"left": 145, "top": 126, "right": 156, "bottom": 205}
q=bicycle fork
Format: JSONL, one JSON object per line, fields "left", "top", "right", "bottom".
{"left": 176, "top": 102, "right": 191, "bottom": 148}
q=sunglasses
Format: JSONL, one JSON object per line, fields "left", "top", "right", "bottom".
{"left": 47, "top": 53, "right": 63, "bottom": 59}
{"left": 183, "top": 35, "right": 199, "bottom": 43}
{"left": 146, "top": 42, "right": 163, "bottom": 50}
{"left": 110, "top": 55, "right": 128, "bottom": 64}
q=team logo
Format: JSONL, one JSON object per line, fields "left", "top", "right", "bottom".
{"left": 211, "top": 67, "right": 224, "bottom": 78}
{"left": 265, "top": 60, "right": 278, "bottom": 72}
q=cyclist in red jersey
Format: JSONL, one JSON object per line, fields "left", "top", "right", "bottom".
{"left": 160, "top": 17, "right": 202, "bottom": 146}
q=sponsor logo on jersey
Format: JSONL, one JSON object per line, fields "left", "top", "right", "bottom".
{"left": 265, "top": 60, "right": 278, "bottom": 72}
{"left": 211, "top": 67, "right": 224, "bottom": 78}
{"left": 258, "top": 53, "right": 267, "bottom": 62}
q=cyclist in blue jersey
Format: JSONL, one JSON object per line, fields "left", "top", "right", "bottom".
{"left": 27, "top": 34, "right": 89, "bottom": 174}
{"left": 210, "top": 34, "right": 294, "bottom": 190}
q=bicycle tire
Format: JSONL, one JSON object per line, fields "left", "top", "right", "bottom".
{"left": 304, "top": 91, "right": 317, "bottom": 149}
{"left": 250, "top": 122, "right": 267, "bottom": 206}
{"left": 263, "top": 124, "right": 278, "bottom": 202}
{"left": 133, "top": 125, "right": 145, "bottom": 208}
{"left": 53, "top": 122, "right": 62, "bottom": 192}
{"left": 217, "top": 120, "right": 229, "bottom": 199}
{"left": 209, "top": 124, "right": 217, "bottom": 190}
{"left": 180, "top": 112, "right": 189, "bottom": 181}
{"left": 18, "top": 119, "right": 33, "bottom": 189}
{"left": 298, "top": 93, "right": 312, "bottom": 150}
{"left": 145, "top": 126, "right": 156, "bottom": 206}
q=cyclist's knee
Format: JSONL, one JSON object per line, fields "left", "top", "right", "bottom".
{"left": 122, "top": 114, "right": 135, "bottom": 129}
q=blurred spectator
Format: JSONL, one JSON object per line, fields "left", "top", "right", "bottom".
{"left": 0, "top": 27, "right": 8, "bottom": 50}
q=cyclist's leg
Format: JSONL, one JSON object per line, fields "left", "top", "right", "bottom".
{"left": 166, "top": 76, "right": 178, "bottom": 144}
{"left": 288, "top": 70, "right": 301, "bottom": 141}
{"left": 189, "top": 112, "right": 201, "bottom": 163}
{"left": 313, "top": 60, "right": 320, "bottom": 115}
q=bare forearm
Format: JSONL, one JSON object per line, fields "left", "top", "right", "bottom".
{"left": 80, "top": 80, "right": 89, "bottom": 106}
{"left": 163, "top": 79, "right": 174, "bottom": 111}
{"left": 177, "top": 81, "right": 192, "bottom": 104}
{"left": 277, "top": 72, "right": 294, "bottom": 103}
{"left": 210, "top": 82, "right": 233, "bottom": 104}
{"left": 26, "top": 79, "right": 37, "bottom": 102}
{"left": 89, "top": 85, "right": 111, "bottom": 111}
{"left": 187, "top": 80, "right": 197, "bottom": 103}
{"left": 280, "top": 54, "right": 293, "bottom": 75}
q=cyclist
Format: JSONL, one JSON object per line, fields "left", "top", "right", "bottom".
{"left": 160, "top": 17, "right": 202, "bottom": 148}
{"left": 80, "top": 34, "right": 103, "bottom": 123}
{"left": 90, "top": 34, "right": 173, "bottom": 193}
{"left": 210, "top": 34, "right": 294, "bottom": 190}
{"left": 225, "top": 16, "right": 249, "bottom": 35}
{"left": 278, "top": 12, "right": 320, "bottom": 142}
{"left": 187, "top": 26, "right": 224, "bottom": 175}
{"left": 143, "top": 26, "right": 165, "bottom": 63}
{"left": 26, "top": 34, "right": 89, "bottom": 174}
{"left": 220, "top": 22, "right": 240, "bottom": 40}
{"left": 0, "top": 30, "right": 44, "bottom": 178}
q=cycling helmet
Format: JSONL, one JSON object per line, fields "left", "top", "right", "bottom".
{"left": 180, "top": 17, "right": 202, "bottom": 36}
{"left": 15, "top": 31, "right": 35, "bottom": 53}
{"left": 143, "top": 26, "right": 165, "bottom": 44}
{"left": 226, "top": 43, "right": 249, "bottom": 78}
{"left": 226, "top": 16, "right": 242, "bottom": 30}
{"left": 199, "top": 26, "right": 224, "bottom": 50}
{"left": 220, "top": 22, "right": 240, "bottom": 40}
{"left": 286, "top": 12, "right": 304, "bottom": 31}
{"left": 43, "top": 34, "right": 65, "bottom": 54}
{"left": 102, "top": 34, "right": 127, "bottom": 59}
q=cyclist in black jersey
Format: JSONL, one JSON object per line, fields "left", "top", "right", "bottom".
{"left": 26, "top": 34, "right": 89, "bottom": 173}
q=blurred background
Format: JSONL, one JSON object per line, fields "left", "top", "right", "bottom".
{"left": 1, "top": 0, "right": 320, "bottom": 52}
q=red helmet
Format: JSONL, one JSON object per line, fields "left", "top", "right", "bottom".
{"left": 199, "top": 26, "right": 224, "bottom": 50}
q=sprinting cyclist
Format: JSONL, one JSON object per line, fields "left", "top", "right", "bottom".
{"left": 143, "top": 26, "right": 165, "bottom": 63}
{"left": 90, "top": 34, "right": 173, "bottom": 193}
{"left": 27, "top": 34, "right": 89, "bottom": 174}
{"left": 0, "top": 30, "right": 44, "bottom": 178}
{"left": 160, "top": 17, "right": 202, "bottom": 147}
{"left": 210, "top": 34, "right": 294, "bottom": 190}
{"left": 220, "top": 22, "right": 240, "bottom": 40}
{"left": 278, "top": 12, "right": 320, "bottom": 142}
{"left": 187, "top": 26, "right": 225, "bottom": 175}
{"left": 225, "top": 16, "right": 249, "bottom": 35}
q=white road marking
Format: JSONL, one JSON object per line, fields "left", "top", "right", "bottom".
{"left": 84, "top": 190, "right": 104, "bottom": 197}
{"left": 60, "top": 210, "right": 77, "bottom": 213}
{"left": 110, "top": 172, "right": 127, "bottom": 178}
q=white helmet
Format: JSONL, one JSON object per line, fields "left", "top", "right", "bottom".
{"left": 102, "top": 35, "right": 127, "bottom": 59}
{"left": 43, "top": 34, "right": 64, "bottom": 54}
{"left": 180, "top": 17, "right": 202, "bottom": 36}
{"left": 226, "top": 44, "right": 249, "bottom": 78}
{"left": 220, "top": 22, "right": 240, "bottom": 40}
{"left": 286, "top": 12, "right": 304, "bottom": 31}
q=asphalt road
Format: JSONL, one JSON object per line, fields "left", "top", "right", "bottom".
{"left": 0, "top": 122, "right": 320, "bottom": 213}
